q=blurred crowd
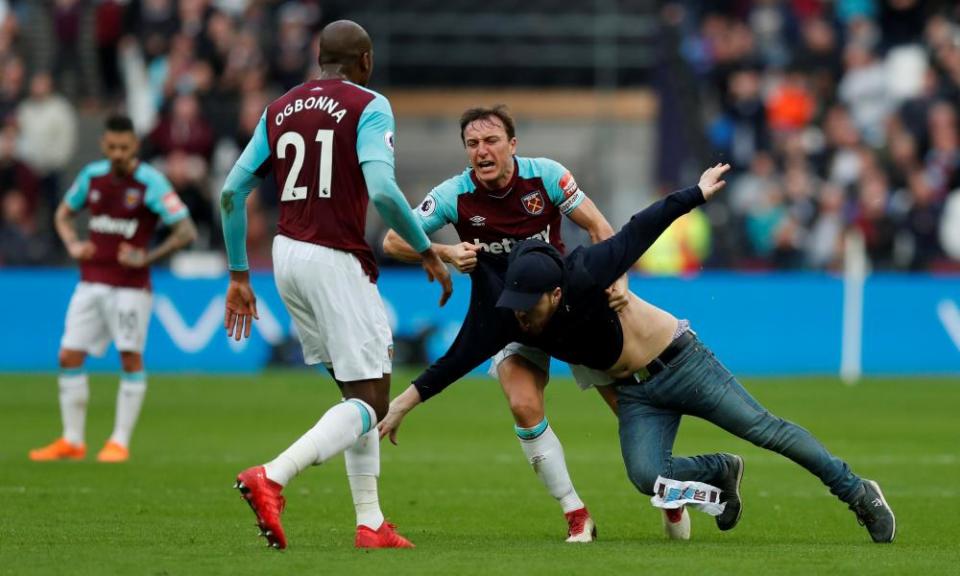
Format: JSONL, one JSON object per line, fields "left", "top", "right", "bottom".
{"left": 656, "top": 0, "right": 960, "bottom": 272}
{"left": 0, "top": 0, "right": 958, "bottom": 274}
{"left": 0, "top": 0, "right": 345, "bottom": 267}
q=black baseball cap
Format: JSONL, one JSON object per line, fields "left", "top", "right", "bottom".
{"left": 496, "top": 249, "right": 563, "bottom": 311}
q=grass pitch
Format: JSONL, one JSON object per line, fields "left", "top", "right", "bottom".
{"left": 1, "top": 371, "right": 958, "bottom": 575}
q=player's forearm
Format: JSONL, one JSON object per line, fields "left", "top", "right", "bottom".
{"left": 389, "top": 385, "right": 423, "bottom": 415}
{"left": 383, "top": 229, "right": 456, "bottom": 264}
{"left": 362, "top": 161, "right": 431, "bottom": 253}
{"left": 145, "top": 217, "right": 197, "bottom": 265}
{"left": 54, "top": 202, "right": 80, "bottom": 247}
{"left": 220, "top": 164, "right": 260, "bottom": 271}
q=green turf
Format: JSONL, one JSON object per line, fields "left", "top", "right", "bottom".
{"left": 1, "top": 372, "right": 958, "bottom": 575}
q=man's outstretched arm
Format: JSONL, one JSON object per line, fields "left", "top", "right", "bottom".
{"left": 581, "top": 163, "right": 729, "bottom": 288}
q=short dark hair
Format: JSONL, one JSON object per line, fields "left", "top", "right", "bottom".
{"left": 104, "top": 115, "right": 135, "bottom": 134}
{"left": 459, "top": 105, "right": 516, "bottom": 145}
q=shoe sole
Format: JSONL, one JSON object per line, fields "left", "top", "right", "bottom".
{"left": 720, "top": 455, "right": 744, "bottom": 531}
{"left": 234, "top": 478, "right": 284, "bottom": 550}
{"left": 867, "top": 480, "right": 896, "bottom": 543}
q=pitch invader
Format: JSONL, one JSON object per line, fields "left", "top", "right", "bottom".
{"left": 29, "top": 115, "right": 197, "bottom": 463}
{"left": 220, "top": 21, "right": 451, "bottom": 550}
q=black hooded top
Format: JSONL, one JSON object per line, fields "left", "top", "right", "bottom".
{"left": 412, "top": 185, "right": 706, "bottom": 401}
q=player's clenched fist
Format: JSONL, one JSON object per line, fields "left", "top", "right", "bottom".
{"left": 698, "top": 163, "right": 731, "bottom": 200}
{"left": 446, "top": 242, "right": 479, "bottom": 273}
{"left": 67, "top": 240, "right": 96, "bottom": 261}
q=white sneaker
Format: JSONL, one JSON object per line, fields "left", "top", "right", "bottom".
{"left": 662, "top": 506, "right": 691, "bottom": 540}
{"left": 564, "top": 507, "right": 597, "bottom": 542}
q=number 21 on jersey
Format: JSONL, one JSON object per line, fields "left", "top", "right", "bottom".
{"left": 277, "top": 129, "right": 333, "bottom": 201}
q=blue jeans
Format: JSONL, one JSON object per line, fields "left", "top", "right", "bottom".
{"left": 616, "top": 334, "right": 864, "bottom": 505}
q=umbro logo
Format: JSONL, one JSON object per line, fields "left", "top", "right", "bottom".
{"left": 872, "top": 498, "right": 883, "bottom": 508}
{"left": 469, "top": 215, "right": 486, "bottom": 226}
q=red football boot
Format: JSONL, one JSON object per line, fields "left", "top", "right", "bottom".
{"left": 355, "top": 521, "right": 415, "bottom": 549}
{"left": 235, "top": 466, "right": 287, "bottom": 550}
{"left": 564, "top": 507, "right": 597, "bottom": 542}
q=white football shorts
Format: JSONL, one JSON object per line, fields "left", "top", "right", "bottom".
{"left": 489, "top": 342, "right": 614, "bottom": 390}
{"left": 60, "top": 282, "right": 153, "bottom": 356}
{"left": 273, "top": 234, "right": 392, "bottom": 382}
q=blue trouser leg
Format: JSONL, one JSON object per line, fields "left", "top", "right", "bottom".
{"left": 617, "top": 335, "right": 864, "bottom": 504}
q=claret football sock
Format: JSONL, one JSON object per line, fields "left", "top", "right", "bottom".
{"left": 345, "top": 429, "right": 385, "bottom": 530}
{"left": 58, "top": 369, "right": 89, "bottom": 445}
{"left": 109, "top": 371, "right": 147, "bottom": 448}
{"left": 516, "top": 419, "right": 585, "bottom": 514}
{"left": 264, "top": 398, "right": 376, "bottom": 487}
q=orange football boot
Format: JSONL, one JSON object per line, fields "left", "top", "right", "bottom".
{"left": 96, "top": 441, "right": 129, "bottom": 463}
{"left": 29, "top": 438, "right": 86, "bottom": 461}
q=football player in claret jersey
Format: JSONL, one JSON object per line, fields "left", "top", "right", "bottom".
{"left": 382, "top": 106, "right": 628, "bottom": 542}
{"left": 219, "top": 20, "right": 451, "bottom": 550}
{"left": 29, "top": 115, "right": 197, "bottom": 464}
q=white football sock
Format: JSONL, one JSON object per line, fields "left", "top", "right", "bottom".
{"left": 516, "top": 419, "right": 585, "bottom": 514}
{"left": 345, "top": 429, "right": 385, "bottom": 530}
{"left": 59, "top": 370, "right": 89, "bottom": 445}
{"left": 264, "top": 398, "right": 375, "bottom": 487}
{"left": 109, "top": 371, "right": 147, "bottom": 448}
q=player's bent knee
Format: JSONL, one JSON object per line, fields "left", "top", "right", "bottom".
{"left": 508, "top": 396, "right": 545, "bottom": 428}
{"left": 119, "top": 352, "right": 144, "bottom": 373}
{"left": 58, "top": 349, "right": 86, "bottom": 369}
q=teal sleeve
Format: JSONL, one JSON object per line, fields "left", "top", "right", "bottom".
{"left": 237, "top": 112, "right": 271, "bottom": 175}
{"left": 142, "top": 166, "right": 189, "bottom": 225}
{"left": 361, "top": 160, "right": 431, "bottom": 253}
{"left": 538, "top": 158, "right": 585, "bottom": 215}
{"left": 220, "top": 163, "right": 263, "bottom": 271}
{"left": 411, "top": 177, "right": 462, "bottom": 234}
{"left": 356, "top": 95, "right": 396, "bottom": 167}
{"left": 63, "top": 169, "right": 91, "bottom": 211}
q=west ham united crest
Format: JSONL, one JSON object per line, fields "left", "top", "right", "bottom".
{"left": 521, "top": 190, "right": 545, "bottom": 215}
{"left": 124, "top": 188, "right": 142, "bottom": 210}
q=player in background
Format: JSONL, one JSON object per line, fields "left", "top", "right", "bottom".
{"left": 29, "top": 115, "right": 197, "bottom": 464}
{"left": 220, "top": 20, "right": 452, "bottom": 550}
{"left": 382, "top": 106, "right": 626, "bottom": 542}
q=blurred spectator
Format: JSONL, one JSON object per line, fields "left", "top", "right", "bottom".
{"left": 924, "top": 101, "right": 960, "bottom": 197}
{"left": 53, "top": 0, "right": 93, "bottom": 101}
{"left": 147, "top": 92, "right": 215, "bottom": 161}
{"left": 711, "top": 66, "right": 769, "bottom": 169}
{"left": 270, "top": 2, "right": 318, "bottom": 90}
{"left": 96, "top": 0, "right": 127, "bottom": 103}
{"left": 852, "top": 170, "right": 898, "bottom": 270}
{"left": 0, "top": 189, "right": 52, "bottom": 266}
{"left": 806, "top": 182, "right": 845, "bottom": 269}
{"left": 901, "top": 170, "right": 944, "bottom": 270}
{"left": 0, "top": 55, "right": 25, "bottom": 123}
{"left": 766, "top": 69, "right": 816, "bottom": 133}
{"left": 838, "top": 42, "right": 891, "bottom": 147}
{"left": 0, "top": 125, "right": 39, "bottom": 219}
{"left": 15, "top": 72, "right": 77, "bottom": 213}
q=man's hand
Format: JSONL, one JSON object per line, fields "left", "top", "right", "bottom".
{"left": 420, "top": 247, "right": 453, "bottom": 307}
{"left": 224, "top": 270, "right": 259, "bottom": 341}
{"left": 378, "top": 405, "right": 407, "bottom": 445}
{"left": 67, "top": 240, "right": 95, "bottom": 261}
{"left": 377, "top": 385, "right": 422, "bottom": 445}
{"left": 444, "top": 242, "right": 479, "bottom": 273}
{"left": 605, "top": 274, "right": 630, "bottom": 312}
{"left": 117, "top": 242, "right": 147, "bottom": 268}
{"left": 698, "top": 163, "right": 731, "bottom": 200}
